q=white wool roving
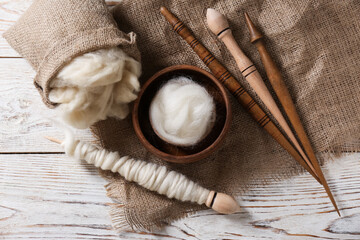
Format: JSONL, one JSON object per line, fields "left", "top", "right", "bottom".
{"left": 149, "top": 77, "right": 216, "bottom": 146}
{"left": 61, "top": 133, "right": 210, "bottom": 205}
{"left": 49, "top": 47, "right": 141, "bottom": 129}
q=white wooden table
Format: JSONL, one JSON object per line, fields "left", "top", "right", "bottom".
{"left": 1, "top": 1, "right": 359, "bottom": 239}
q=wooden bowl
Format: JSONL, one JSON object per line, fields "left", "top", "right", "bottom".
{"left": 132, "top": 65, "right": 231, "bottom": 163}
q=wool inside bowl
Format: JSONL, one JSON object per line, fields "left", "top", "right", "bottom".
{"left": 149, "top": 75, "right": 216, "bottom": 147}
{"left": 132, "top": 65, "right": 231, "bottom": 164}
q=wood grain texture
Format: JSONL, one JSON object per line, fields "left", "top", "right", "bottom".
{"left": 0, "top": 154, "right": 118, "bottom": 239}
{"left": 0, "top": 0, "right": 31, "bottom": 57}
{"left": 0, "top": 58, "right": 93, "bottom": 153}
{"left": 1, "top": 0, "right": 360, "bottom": 239}
{"left": 1, "top": 153, "right": 360, "bottom": 239}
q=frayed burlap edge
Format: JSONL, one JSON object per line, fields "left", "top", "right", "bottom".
{"left": 105, "top": 183, "right": 202, "bottom": 232}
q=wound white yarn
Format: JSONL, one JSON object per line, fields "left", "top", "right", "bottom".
{"left": 149, "top": 76, "right": 216, "bottom": 146}
{"left": 62, "top": 133, "right": 210, "bottom": 205}
{"left": 49, "top": 47, "right": 141, "bottom": 129}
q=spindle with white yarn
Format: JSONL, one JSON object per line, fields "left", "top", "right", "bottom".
{"left": 45, "top": 135, "right": 240, "bottom": 214}
{"left": 206, "top": 8, "right": 317, "bottom": 176}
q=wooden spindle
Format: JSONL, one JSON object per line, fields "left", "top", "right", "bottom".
{"left": 206, "top": 8, "right": 317, "bottom": 178}
{"left": 45, "top": 136, "right": 240, "bottom": 214}
{"left": 205, "top": 191, "right": 241, "bottom": 214}
{"left": 159, "top": 6, "right": 321, "bottom": 184}
{"left": 244, "top": 12, "right": 340, "bottom": 216}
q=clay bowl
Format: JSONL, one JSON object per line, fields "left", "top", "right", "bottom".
{"left": 132, "top": 65, "right": 231, "bottom": 164}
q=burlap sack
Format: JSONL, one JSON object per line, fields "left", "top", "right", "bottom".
{"left": 92, "top": 0, "right": 360, "bottom": 231}
{"left": 3, "top": 0, "right": 140, "bottom": 107}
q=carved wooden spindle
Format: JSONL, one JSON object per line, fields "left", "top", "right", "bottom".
{"left": 159, "top": 6, "right": 321, "bottom": 183}
{"left": 206, "top": 8, "right": 317, "bottom": 177}
{"left": 244, "top": 12, "right": 340, "bottom": 216}
{"left": 44, "top": 136, "right": 241, "bottom": 214}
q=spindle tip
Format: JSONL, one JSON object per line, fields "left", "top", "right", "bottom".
{"left": 244, "top": 12, "right": 263, "bottom": 43}
{"left": 44, "top": 136, "right": 62, "bottom": 144}
{"left": 206, "top": 8, "right": 230, "bottom": 39}
{"left": 160, "top": 6, "right": 168, "bottom": 14}
{"left": 206, "top": 191, "right": 241, "bottom": 214}
{"left": 160, "top": 6, "right": 179, "bottom": 26}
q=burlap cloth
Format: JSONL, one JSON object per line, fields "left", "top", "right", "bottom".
{"left": 3, "top": 0, "right": 140, "bottom": 107}
{"left": 4, "top": 0, "right": 360, "bottom": 232}
{"left": 91, "top": 0, "right": 360, "bottom": 231}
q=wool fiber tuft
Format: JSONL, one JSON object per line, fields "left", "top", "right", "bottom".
{"left": 49, "top": 47, "right": 141, "bottom": 129}
{"left": 149, "top": 76, "right": 216, "bottom": 146}
{"left": 61, "top": 132, "right": 210, "bottom": 205}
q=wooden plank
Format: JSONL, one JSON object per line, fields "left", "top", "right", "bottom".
{"left": 0, "top": 153, "right": 359, "bottom": 239}
{"left": 0, "top": 58, "right": 93, "bottom": 153}
{"left": 1, "top": 1, "right": 360, "bottom": 239}
{"left": 0, "top": 0, "right": 31, "bottom": 57}
{"left": 0, "top": 154, "right": 118, "bottom": 239}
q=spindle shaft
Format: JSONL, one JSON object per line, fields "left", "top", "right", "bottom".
{"left": 206, "top": 8, "right": 317, "bottom": 178}
{"left": 45, "top": 136, "right": 241, "bottom": 214}
{"left": 160, "top": 6, "right": 321, "bottom": 184}
{"left": 244, "top": 12, "right": 340, "bottom": 216}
